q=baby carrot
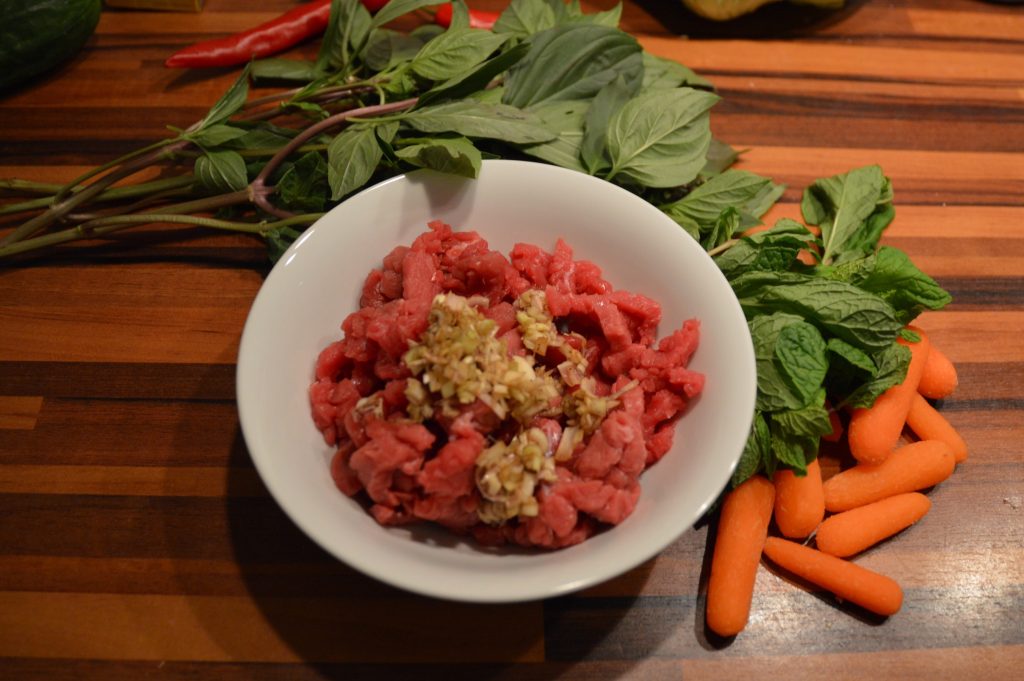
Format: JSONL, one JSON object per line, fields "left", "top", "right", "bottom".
{"left": 772, "top": 458, "right": 825, "bottom": 539}
{"left": 822, "top": 403, "right": 844, "bottom": 443}
{"left": 815, "top": 492, "right": 932, "bottom": 557}
{"left": 847, "top": 329, "right": 931, "bottom": 464}
{"left": 906, "top": 393, "right": 968, "bottom": 463}
{"left": 762, "top": 537, "right": 903, "bottom": 616}
{"left": 823, "top": 440, "right": 955, "bottom": 512}
{"left": 706, "top": 475, "right": 775, "bottom": 637}
{"left": 917, "top": 343, "right": 958, "bottom": 399}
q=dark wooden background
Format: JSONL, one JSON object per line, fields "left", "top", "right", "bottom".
{"left": 1, "top": 0, "right": 1022, "bottom": 678}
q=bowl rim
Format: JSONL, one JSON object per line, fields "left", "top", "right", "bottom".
{"left": 236, "top": 159, "right": 756, "bottom": 602}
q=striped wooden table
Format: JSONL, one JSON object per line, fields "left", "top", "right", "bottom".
{"left": 1, "top": 1, "right": 1022, "bottom": 678}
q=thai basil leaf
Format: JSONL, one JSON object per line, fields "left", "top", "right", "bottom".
{"left": 580, "top": 73, "right": 639, "bottom": 174}
{"left": 702, "top": 137, "right": 740, "bottom": 177}
{"left": 318, "top": 0, "right": 372, "bottom": 71}
{"left": 416, "top": 42, "right": 530, "bottom": 108}
{"left": 404, "top": 100, "right": 555, "bottom": 143}
{"left": 277, "top": 152, "right": 330, "bottom": 213}
{"left": 194, "top": 150, "right": 248, "bottom": 193}
{"left": 605, "top": 87, "right": 719, "bottom": 188}
{"left": 364, "top": 28, "right": 425, "bottom": 72}
{"left": 396, "top": 136, "right": 482, "bottom": 178}
{"left": 661, "top": 169, "right": 772, "bottom": 225}
{"left": 187, "top": 124, "right": 248, "bottom": 149}
{"left": 369, "top": 0, "right": 440, "bottom": 29}
{"left": 447, "top": 0, "right": 471, "bottom": 29}
{"left": 265, "top": 226, "right": 303, "bottom": 263}
{"left": 410, "top": 28, "right": 508, "bottom": 82}
{"left": 517, "top": 99, "right": 588, "bottom": 172}
{"left": 564, "top": 1, "right": 622, "bottom": 27}
{"left": 200, "top": 65, "right": 250, "bottom": 128}
{"left": 250, "top": 58, "right": 319, "bottom": 83}
{"left": 494, "top": 0, "right": 557, "bottom": 39}
{"left": 502, "top": 24, "right": 642, "bottom": 109}
{"left": 642, "top": 51, "right": 713, "bottom": 90}
{"left": 223, "top": 123, "right": 298, "bottom": 152}
{"left": 327, "top": 121, "right": 398, "bottom": 200}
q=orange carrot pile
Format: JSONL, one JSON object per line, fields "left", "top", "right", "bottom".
{"left": 815, "top": 492, "right": 931, "bottom": 557}
{"left": 762, "top": 537, "right": 903, "bottom": 616}
{"left": 773, "top": 458, "right": 825, "bottom": 539}
{"left": 823, "top": 439, "right": 955, "bottom": 512}
{"left": 707, "top": 328, "right": 969, "bottom": 634}
{"left": 906, "top": 393, "right": 968, "bottom": 462}
{"left": 847, "top": 328, "right": 930, "bottom": 464}
{"left": 918, "top": 344, "right": 958, "bottom": 399}
{"left": 706, "top": 475, "right": 775, "bottom": 637}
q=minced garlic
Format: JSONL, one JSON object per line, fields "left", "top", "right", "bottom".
{"left": 476, "top": 427, "right": 557, "bottom": 523}
{"left": 402, "top": 290, "right": 632, "bottom": 526}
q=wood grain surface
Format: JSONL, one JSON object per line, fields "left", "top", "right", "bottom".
{"left": 1, "top": 1, "right": 1023, "bottom": 679}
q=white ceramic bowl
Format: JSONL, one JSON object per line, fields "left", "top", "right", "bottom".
{"left": 237, "top": 160, "right": 755, "bottom": 603}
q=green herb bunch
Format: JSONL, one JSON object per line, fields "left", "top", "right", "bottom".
{"left": 0, "top": 0, "right": 951, "bottom": 483}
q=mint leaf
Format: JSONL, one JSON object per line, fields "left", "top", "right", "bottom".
{"left": 605, "top": 87, "right": 719, "bottom": 188}
{"left": 841, "top": 341, "right": 911, "bottom": 409}
{"left": 769, "top": 391, "right": 832, "bottom": 475}
{"left": 775, "top": 321, "right": 828, "bottom": 406}
{"left": 850, "top": 246, "right": 952, "bottom": 324}
{"left": 802, "top": 164, "right": 890, "bottom": 264}
{"left": 758, "top": 277, "right": 904, "bottom": 353}
{"left": 750, "top": 312, "right": 809, "bottom": 412}
{"left": 714, "top": 220, "right": 813, "bottom": 278}
{"left": 827, "top": 337, "right": 876, "bottom": 375}
{"left": 733, "top": 411, "right": 770, "bottom": 487}
{"left": 502, "top": 24, "right": 642, "bottom": 109}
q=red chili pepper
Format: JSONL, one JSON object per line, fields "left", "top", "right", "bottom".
{"left": 165, "top": 0, "right": 334, "bottom": 68}
{"left": 165, "top": 1, "right": 499, "bottom": 70}
{"left": 434, "top": 3, "right": 500, "bottom": 30}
